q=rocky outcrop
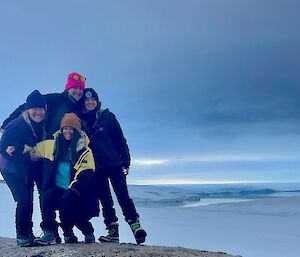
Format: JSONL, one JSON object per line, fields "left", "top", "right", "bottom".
{"left": 0, "top": 237, "right": 241, "bottom": 257}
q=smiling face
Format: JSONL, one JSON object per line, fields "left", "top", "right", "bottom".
{"left": 27, "top": 108, "right": 46, "bottom": 123}
{"left": 62, "top": 126, "right": 74, "bottom": 141}
{"left": 68, "top": 86, "right": 83, "bottom": 101}
{"left": 85, "top": 97, "right": 98, "bottom": 111}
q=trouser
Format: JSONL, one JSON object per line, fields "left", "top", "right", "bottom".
{"left": 95, "top": 165, "right": 139, "bottom": 227}
{"left": 41, "top": 186, "right": 94, "bottom": 235}
{"left": 1, "top": 164, "right": 43, "bottom": 237}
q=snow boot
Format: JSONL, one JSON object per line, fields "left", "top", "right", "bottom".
{"left": 129, "top": 219, "right": 147, "bottom": 244}
{"left": 16, "top": 234, "right": 34, "bottom": 247}
{"left": 16, "top": 223, "right": 35, "bottom": 247}
{"left": 99, "top": 222, "right": 119, "bottom": 243}
{"left": 34, "top": 229, "right": 56, "bottom": 246}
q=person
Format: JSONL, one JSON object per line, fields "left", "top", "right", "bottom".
{"left": 0, "top": 90, "right": 46, "bottom": 247}
{"left": 34, "top": 113, "right": 99, "bottom": 245}
{"left": 81, "top": 88, "right": 147, "bottom": 244}
{"left": 1, "top": 72, "right": 86, "bottom": 138}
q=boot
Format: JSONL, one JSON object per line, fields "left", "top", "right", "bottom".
{"left": 76, "top": 221, "right": 95, "bottom": 243}
{"left": 40, "top": 221, "right": 61, "bottom": 243}
{"left": 85, "top": 233, "right": 96, "bottom": 243}
{"left": 34, "top": 229, "right": 56, "bottom": 246}
{"left": 16, "top": 223, "right": 35, "bottom": 247}
{"left": 64, "top": 230, "right": 78, "bottom": 243}
{"left": 99, "top": 222, "right": 119, "bottom": 243}
{"left": 16, "top": 234, "right": 34, "bottom": 247}
{"left": 129, "top": 219, "right": 147, "bottom": 244}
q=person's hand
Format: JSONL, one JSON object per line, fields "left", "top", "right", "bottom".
{"left": 6, "top": 146, "right": 15, "bottom": 156}
{"left": 62, "top": 188, "right": 80, "bottom": 203}
{"left": 122, "top": 167, "right": 130, "bottom": 176}
{"left": 30, "top": 151, "right": 40, "bottom": 162}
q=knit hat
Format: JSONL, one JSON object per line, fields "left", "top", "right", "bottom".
{"left": 65, "top": 72, "right": 86, "bottom": 90}
{"left": 83, "top": 88, "right": 99, "bottom": 103}
{"left": 26, "top": 90, "right": 46, "bottom": 110}
{"left": 60, "top": 113, "right": 81, "bottom": 134}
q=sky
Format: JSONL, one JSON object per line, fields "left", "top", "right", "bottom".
{"left": 0, "top": 0, "right": 300, "bottom": 184}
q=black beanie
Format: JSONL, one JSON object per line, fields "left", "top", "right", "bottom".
{"left": 26, "top": 90, "right": 46, "bottom": 110}
{"left": 83, "top": 88, "right": 100, "bottom": 104}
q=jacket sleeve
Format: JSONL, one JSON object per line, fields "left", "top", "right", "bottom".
{"left": 1, "top": 104, "right": 26, "bottom": 130}
{"left": 69, "top": 149, "right": 96, "bottom": 195}
{"left": 34, "top": 139, "right": 54, "bottom": 159}
{"left": 0, "top": 122, "right": 30, "bottom": 162}
{"left": 108, "top": 113, "right": 131, "bottom": 168}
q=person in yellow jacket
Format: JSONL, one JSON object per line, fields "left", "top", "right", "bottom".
{"left": 33, "top": 113, "right": 99, "bottom": 245}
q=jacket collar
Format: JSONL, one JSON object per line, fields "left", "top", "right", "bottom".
{"left": 52, "top": 130, "right": 90, "bottom": 152}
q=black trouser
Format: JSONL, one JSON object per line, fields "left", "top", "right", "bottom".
{"left": 1, "top": 162, "right": 43, "bottom": 237}
{"left": 41, "top": 186, "right": 93, "bottom": 236}
{"left": 96, "top": 165, "right": 139, "bottom": 227}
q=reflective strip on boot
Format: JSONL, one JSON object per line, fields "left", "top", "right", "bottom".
{"left": 129, "top": 219, "right": 141, "bottom": 231}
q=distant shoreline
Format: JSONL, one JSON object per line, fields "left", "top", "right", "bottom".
{"left": 1, "top": 179, "right": 300, "bottom": 186}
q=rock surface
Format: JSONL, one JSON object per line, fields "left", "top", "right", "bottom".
{"left": 0, "top": 237, "right": 241, "bottom": 257}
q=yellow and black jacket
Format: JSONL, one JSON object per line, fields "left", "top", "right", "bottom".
{"left": 35, "top": 130, "right": 99, "bottom": 218}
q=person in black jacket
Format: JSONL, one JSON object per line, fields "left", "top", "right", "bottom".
{"left": 1, "top": 72, "right": 86, "bottom": 138}
{"left": 81, "top": 88, "right": 147, "bottom": 244}
{"left": 0, "top": 90, "right": 46, "bottom": 247}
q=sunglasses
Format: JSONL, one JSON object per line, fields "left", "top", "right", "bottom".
{"left": 72, "top": 74, "right": 86, "bottom": 82}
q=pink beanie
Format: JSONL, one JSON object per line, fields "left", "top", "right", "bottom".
{"left": 65, "top": 72, "right": 86, "bottom": 90}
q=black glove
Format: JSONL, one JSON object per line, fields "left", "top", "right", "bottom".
{"left": 62, "top": 188, "right": 80, "bottom": 205}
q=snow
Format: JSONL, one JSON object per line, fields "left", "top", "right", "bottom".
{"left": 0, "top": 182, "right": 299, "bottom": 257}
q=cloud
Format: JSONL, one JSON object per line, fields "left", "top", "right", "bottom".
{"left": 132, "top": 178, "right": 272, "bottom": 185}
{"left": 133, "top": 154, "right": 300, "bottom": 166}
{"left": 132, "top": 159, "right": 169, "bottom": 166}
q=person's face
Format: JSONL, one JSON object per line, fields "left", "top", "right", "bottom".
{"left": 68, "top": 87, "right": 83, "bottom": 101}
{"left": 62, "top": 126, "right": 74, "bottom": 141}
{"left": 27, "top": 108, "right": 45, "bottom": 123}
{"left": 85, "top": 97, "right": 98, "bottom": 111}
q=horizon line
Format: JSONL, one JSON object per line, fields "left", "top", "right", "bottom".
{"left": 128, "top": 180, "right": 300, "bottom": 186}
{"left": 1, "top": 179, "right": 300, "bottom": 186}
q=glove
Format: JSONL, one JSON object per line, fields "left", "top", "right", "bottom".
{"left": 62, "top": 188, "right": 80, "bottom": 205}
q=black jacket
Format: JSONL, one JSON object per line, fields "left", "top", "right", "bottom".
{"left": 1, "top": 91, "right": 82, "bottom": 139}
{"left": 82, "top": 109, "right": 130, "bottom": 168}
